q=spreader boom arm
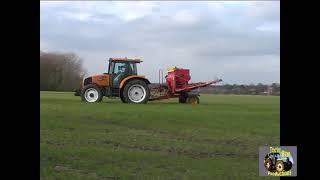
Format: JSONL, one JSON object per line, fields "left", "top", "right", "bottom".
{"left": 175, "top": 79, "right": 222, "bottom": 92}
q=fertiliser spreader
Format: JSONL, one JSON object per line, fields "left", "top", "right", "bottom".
{"left": 149, "top": 67, "right": 222, "bottom": 104}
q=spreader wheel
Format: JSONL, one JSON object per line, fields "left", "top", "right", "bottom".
{"left": 179, "top": 96, "right": 187, "bottom": 103}
{"left": 186, "top": 95, "right": 199, "bottom": 104}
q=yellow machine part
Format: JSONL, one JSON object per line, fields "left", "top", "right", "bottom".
{"left": 167, "top": 66, "right": 179, "bottom": 72}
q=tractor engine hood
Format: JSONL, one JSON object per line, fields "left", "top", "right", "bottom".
{"left": 82, "top": 74, "right": 110, "bottom": 87}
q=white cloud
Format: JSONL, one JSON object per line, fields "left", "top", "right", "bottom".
{"left": 111, "top": 1, "right": 159, "bottom": 21}
{"left": 40, "top": 1, "right": 67, "bottom": 8}
{"left": 62, "top": 12, "right": 92, "bottom": 22}
{"left": 246, "top": 1, "right": 280, "bottom": 21}
{"left": 40, "top": 1, "right": 280, "bottom": 84}
{"left": 207, "top": 1, "right": 226, "bottom": 12}
{"left": 42, "top": 1, "right": 161, "bottom": 22}
{"left": 173, "top": 10, "right": 197, "bottom": 25}
{"left": 256, "top": 23, "right": 280, "bottom": 32}
{"left": 40, "top": 40, "right": 50, "bottom": 51}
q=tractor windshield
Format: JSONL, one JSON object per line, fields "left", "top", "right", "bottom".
{"left": 107, "top": 60, "right": 137, "bottom": 75}
{"left": 274, "top": 153, "right": 281, "bottom": 158}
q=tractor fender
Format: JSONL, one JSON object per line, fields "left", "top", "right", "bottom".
{"left": 119, "top": 75, "right": 151, "bottom": 89}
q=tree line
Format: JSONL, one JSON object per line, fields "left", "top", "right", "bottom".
{"left": 40, "top": 51, "right": 87, "bottom": 91}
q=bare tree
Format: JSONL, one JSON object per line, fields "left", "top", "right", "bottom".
{"left": 40, "top": 51, "right": 87, "bottom": 91}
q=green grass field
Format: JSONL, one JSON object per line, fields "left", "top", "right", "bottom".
{"left": 40, "top": 91, "right": 280, "bottom": 180}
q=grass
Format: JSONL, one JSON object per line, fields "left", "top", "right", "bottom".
{"left": 40, "top": 91, "right": 280, "bottom": 180}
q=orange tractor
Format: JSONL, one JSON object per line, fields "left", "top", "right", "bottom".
{"left": 74, "top": 57, "right": 222, "bottom": 104}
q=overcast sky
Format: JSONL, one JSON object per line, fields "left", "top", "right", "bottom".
{"left": 40, "top": 1, "right": 279, "bottom": 85}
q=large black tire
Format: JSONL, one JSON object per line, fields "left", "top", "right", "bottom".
{"left": 179, "top": 96, "right": 187, "bottom": 103}
{"left": 284, "top": 161, "right": 292, "bottom": 171}
{"left": 186, "top": 95, "right": 200, "bottom": 104}
{"left": 81, "top": 84, "right": 103, "bottom": 103}
{"left": 276, "top": 161, "right": 285, "bottom": 172}
{"left": 122, "top": 79, "right": 150, "bottom": 104}
{"left": 119, "top": 89, "right": 126, "bottom": 103}
{"left": 178, "top": 92, "right": 188, "bottom": 103}
{"left": 264, "top": 159, "right": 273, "bottom": 171}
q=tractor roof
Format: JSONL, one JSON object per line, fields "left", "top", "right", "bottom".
{"left": 109, "top": 57, "right": 142, "bottom": 63}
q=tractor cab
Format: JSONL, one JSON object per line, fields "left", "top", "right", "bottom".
{"left": 265, "top": 152, "right": 280, "bottom": 160}
{"left": 107, "top": 58, "right": 142, "bottom": 88}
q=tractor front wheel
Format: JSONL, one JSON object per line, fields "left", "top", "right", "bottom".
{"left": 81, "top": 84, "right": 103, "bottom": 103}
{"left": 264, "top": 159, "right": 273, "bottom": 171}
{"left": 122, "top": 79, "right": 150, "bottom": 104}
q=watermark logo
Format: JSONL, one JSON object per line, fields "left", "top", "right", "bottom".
{"left": 259, "top": 146, "right": 297, "bottom": 176}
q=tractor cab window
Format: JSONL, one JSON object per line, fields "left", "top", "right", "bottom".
{"left": 129, "top": 63, "right": 137, "bottom": 75}
{"left": 112, "top": 62, "right": 128, "bottom": 87}
{"left": 111, "top": 61, "right": 138, "bottom": 87}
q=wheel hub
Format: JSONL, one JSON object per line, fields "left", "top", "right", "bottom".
{"left": 128, "top": 84, "right": 146, "bottom": 103}
{"left": 84, "top": 88, "right": 99, "bottom": 102}
{"left": 277, "top": 164, "right": 283, "bottom": 171}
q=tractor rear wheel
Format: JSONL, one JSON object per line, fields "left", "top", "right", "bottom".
{"left": 186, "top": 95, "right": 199, "bottom": 104}
{"left": 81, "top": 84, "right": 103, "bottom": 103}
{"left": 122, "top": 79, "right": 150, "bottom": 104}
{"left": 119, "top": 89, "right": 126, "bottom": 103}
{"left": 276, "top": 161, "right": 285, "bottom": 172}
